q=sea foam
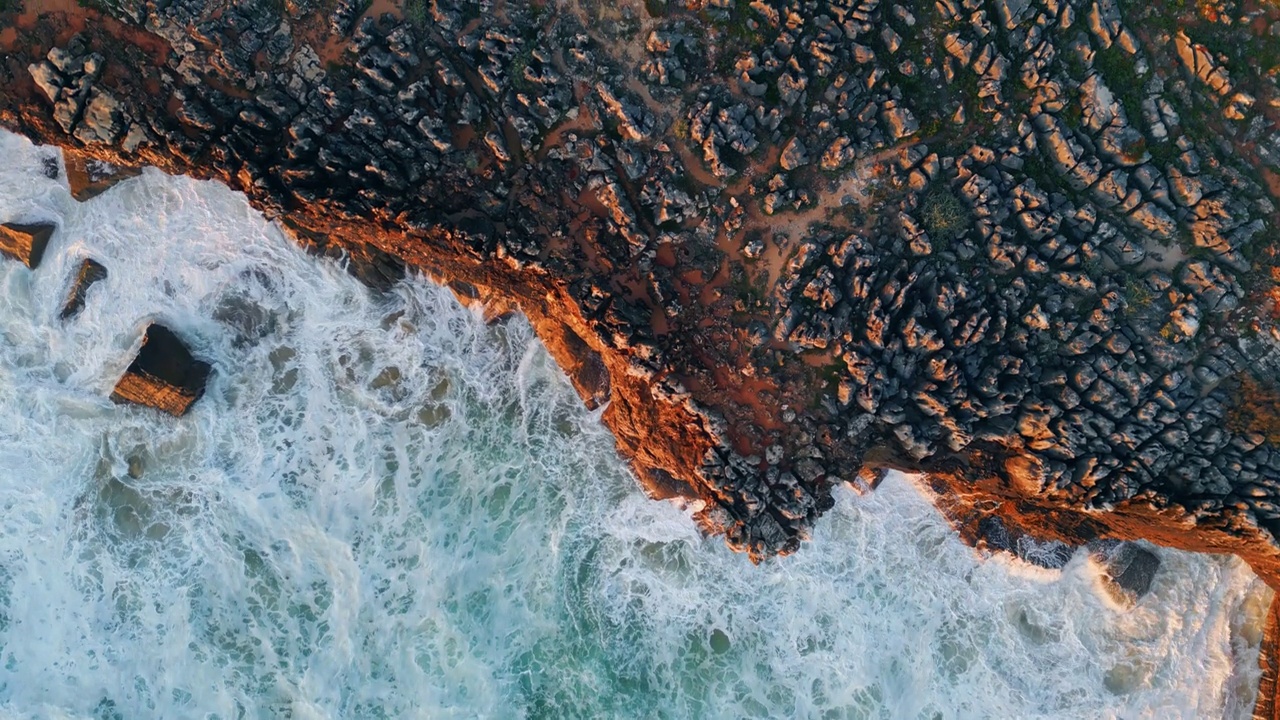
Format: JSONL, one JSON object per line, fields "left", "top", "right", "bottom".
{"left": 0, "top": 129, "right": 1270, "bottom": 718}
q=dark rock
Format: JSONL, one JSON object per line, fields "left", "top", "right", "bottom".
{"left": 41, "top": 155, "right": 60, "bottom": 180}
{"left": 1015, "top": 535, "right": 1076, "bottom": 569}
{"left": 111, "top": 325, "right": 212, "bottom": 416}
{"left": 1088, "top": 541, "right": 1160, "bottom": 607}
{"left": 212, "top": 290, "right": 277, "bottom": 347}
{"left": 978, "top": 515, "right": 1013, "bottom": 550}
{"left": 59, "top": 258, "right": 108, "bottom": 320}
{"left": 645, "top": 467, "right": 698, "bottom": 500}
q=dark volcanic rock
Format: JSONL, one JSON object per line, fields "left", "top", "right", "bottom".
{"left": 59, "top": 258, "right": 108, "bottom": 320}
{"left": 111, "top": 325, "right": 212, "bottom": 416}
{"left": 5, "top": 4, "right": 1280, "bottom": 679}
{"left": 1088, "top": 541, "right": 1161, "bottom": 607}
{"left": 0, "top": 222, "right": 55, "bottom": 269}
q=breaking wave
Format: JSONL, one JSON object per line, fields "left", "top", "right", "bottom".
{"left": 0, "top": 130, "right": 1269, "bottom": 718}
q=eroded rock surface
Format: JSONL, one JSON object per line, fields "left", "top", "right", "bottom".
{"left": 1, "top": 0, "right": 1279, "bottom": 615}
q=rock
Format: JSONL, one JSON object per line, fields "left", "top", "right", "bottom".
{"left": 777, "top": 72, "right": 806, "bottom": 106}
{"left": 881, "top": 26, "right": 902, "bottom": 54}
{"left": 1128, "top": 203, "right": 1176, "bottom": 238}
{"left": 59, "top": 258, "right": 108, "bottom": 320}
{"left": 331, "top": 0, "right": 364, "bottom": 36}
{"left": 994, "top": 0, "right": 1031, "bottom": 29}
{"left": 1079, "top": 74, "right": 1120, "bottom": 132}
{"left": 28, "top": 61, "right": 63, "bottom": 103}
{"left": 0, "top": 222, "right": 56, "bottom": 268}
{"left": 595, "top": 82, "right": 650, "bottom": 142}
{"left": 882, "top": 102, "right": 918, "bottom": 139}
{"left": 779, "top": 137, "right": 808, "bottom": 170}
{"left": 1088, "top": 541, "right": 1160, "bottom": 607}
{"left": 943, "top": 33, "right": 974, "bottom": 66}
{"left": 851, "top": 43, "right": 876, "bottom": 64}
{"left": 1175, "top": 31, "right": 1232, "bottom": 96}
{"left": 1179, "top": 260, "right": 1236, "bottom": 312}
{"left": 110, "top": 325, "right": 212, "bottom": 416}
{"left": 1015, "top": 536, "right": 1075, "bottom": 569}
{"left": 63, "top": 151, "right": 142, "bottom": 201}
{"left": 821, "top": 136, "right": 855, "bottom": 170}
{"left": 1168, "top": 169, "right": 1203, "bottom": 207}
{"left": 74, "top": 91, "right": 126, "bottom": 145}
{"left": 1168, "top": 302, "right": 1200, "bottom": 339}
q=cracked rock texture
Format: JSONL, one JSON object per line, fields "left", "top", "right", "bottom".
{"left": 3, "top": 0, "right": 1280, "bottom": 686}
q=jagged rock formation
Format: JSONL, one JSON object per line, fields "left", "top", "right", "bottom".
{"left": 111, "top": 324, "right": 212, "bottom": 416}
{"left": 1, "top": 0, "right": 1279, "bottom": 678}
{"left": 0, "top": 221, "right": 54, "bottom": 269}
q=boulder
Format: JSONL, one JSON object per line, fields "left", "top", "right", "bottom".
{"left": 111, "top": 324, "right": 212, "bottom": 416}
{"left": 882, "top": 102, "right": 919, "bottom": 139}
{"left": 63, "top": 151, "right": 142, "bottom": 201}
{"left": 1088, "top": 541, "right": 1160, "bottom": 607}
{"left": 779, "top": 137, "right": 808, "bottom": 170}
{"left": 59, "top": 258, "right": 108, "bottom": 320}
{"left": 28, "top": 61, "right": 63, "bottom": 103}
{"left": 74, "top": 91, "right": 126, "bottom": 145}
{"left": 0, "top": 222, "right": 56, "bottom": 268}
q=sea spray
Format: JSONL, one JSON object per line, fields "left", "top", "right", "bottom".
{"left": 0, "top": 129, "right": 1270, "bottom": 718}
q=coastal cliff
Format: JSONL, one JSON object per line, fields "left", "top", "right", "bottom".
{"left": 3, "top": 0, "right": 1280, "bottom": 705}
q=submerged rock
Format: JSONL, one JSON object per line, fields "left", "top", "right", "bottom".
{"left": 111, "top": 324, "right": 212, "bottom": 416}
{"left": 1088, "top": 541, "right": 1161, "bottom": 607}
{"left": 59, "top": 258, "right": 108, "bottom": 320}
{"left": 212, "top": 289, "right": 277, "bottom": 348}
{"left": 0, "top": 222, "right": 55, "bottom": 269}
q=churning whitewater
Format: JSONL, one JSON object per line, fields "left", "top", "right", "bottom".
{"left": 0, "top": 129, "right": 1271, "bottom": 718}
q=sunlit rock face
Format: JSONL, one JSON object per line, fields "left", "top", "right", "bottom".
{"left": 3, "top": 0, "right": 1279, "bottom": 586}
{"left": 0, "top": 131, "right": 1268, "bottom": 718}
{"left": 4, "top": 0, "right": 1280, "bottom": 710}
{"left": 59, "top": 257, "right": 108, "bottom": 320}
{"left": 0, "top": 222, "right": 55, "bottom": 269}
{"left": 110, "top": 324, "right": 212, "bottom": 417}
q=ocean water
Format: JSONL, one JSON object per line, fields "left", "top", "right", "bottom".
{"left": 0, "top": 128, "right": 1271, "bottom": 719}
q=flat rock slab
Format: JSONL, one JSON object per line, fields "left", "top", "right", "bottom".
{"left": 0, "top": 222, "right": 55, "bottom": 268}
{"left": 111, "top": 324, "right": 212, "bottom": 416}
{"left": 64, "top": 151, "right": 141, "bottom": 201}
{"left": 60, "top": 258, "right": 108, "bottom": 319}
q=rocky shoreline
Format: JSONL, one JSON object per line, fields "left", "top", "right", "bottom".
{"left": 2, "top": 0, "right": 1280, "bottom": 710}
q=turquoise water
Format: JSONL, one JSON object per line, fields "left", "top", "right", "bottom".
{"left": 0, "top": 129, "right": 1270, "bottom": 718}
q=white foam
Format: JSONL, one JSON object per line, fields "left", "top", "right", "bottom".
{"left": 0, "top": 129, "right": 1269, "bottom": 718}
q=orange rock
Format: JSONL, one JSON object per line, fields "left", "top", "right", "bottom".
{"left": 111, "top": 324, "right": 211, "bottom": 416}
{"left": 0, "top": 222, "right": 55, "bottom": 268}
{"left": 59, "top": 257, "right": 107, "bottom": 320}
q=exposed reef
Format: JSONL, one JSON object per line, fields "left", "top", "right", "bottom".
{"left": 2, "top": 0, "right": 1280, "bottom": 706}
